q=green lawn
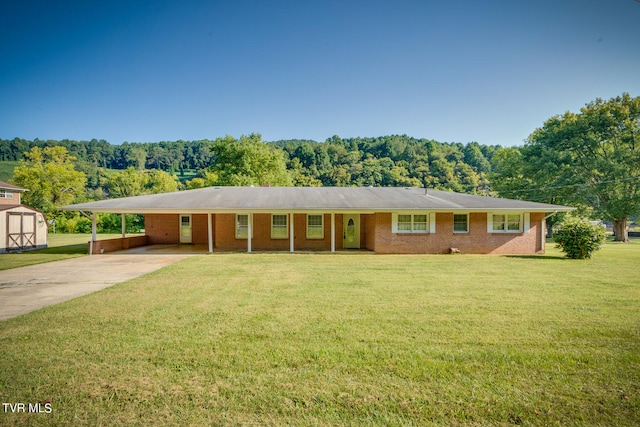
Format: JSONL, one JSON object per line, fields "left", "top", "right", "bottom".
{"left": 0, "top": 243, "right": 639, "bottom": 426}
{"left": 0, "top": 233, "right": 140, "bottom": 271}
{"left": 0, "top": 161, "right": 19, "bottom": 182}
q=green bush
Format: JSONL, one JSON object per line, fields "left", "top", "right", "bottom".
{"left": 554, "top": 220, "right": 606, "bottom": 259}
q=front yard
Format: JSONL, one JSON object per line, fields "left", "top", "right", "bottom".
{"left": 0, "top": 242, "right": 639, "bottom": 425}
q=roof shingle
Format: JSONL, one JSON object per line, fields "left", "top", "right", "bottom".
{"left": 62, "top": 186, "right": 574, "bottom": 213}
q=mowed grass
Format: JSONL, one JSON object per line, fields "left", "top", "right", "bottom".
{"left": 1, "top": 243, "right": 639, "bottom": 426}
{"left": 0, "top": 234, "right": 140, "bottom": 271}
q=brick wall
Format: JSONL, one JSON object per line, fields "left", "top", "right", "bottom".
{"left": 143, "top": 211, "right": 545, "bottom": 254}
{"left": 363, "top": 213, "right": 376, "bottom": 250}
{"left": 213, "top": 213, "right": 345, "bottom": 251}
{"left": 145, "top": 214, "right": 180, "bottom": 244}
{"left": 192, "top": 214, "right": 210, "bottom": 245}
{"left": 335, "top": 214, "right": 344, "bottom": 250}
{"left": 293, "top": 213, "right": 331, "bottom": 251}
{"left": 88, "top": 235, "right": 149, "bottom": 254}
{"left": 372, "top": 212, "right": 545, "bottom": 254}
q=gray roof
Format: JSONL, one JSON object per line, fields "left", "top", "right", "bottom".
{"left": 0, "top": 180, "right": 27, "bottom": 192}
{"left": 62, "top": 186, "right": 574, "bottom": 214}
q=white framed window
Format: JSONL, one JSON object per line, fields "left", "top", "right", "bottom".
{"left": 392, "top": 212, "right": 432, "bottom": 234}
{"left": 236, "top": 214, "right": 251, "bottom": 239}
{"left": 306, "top": 214, "right": 324, "bottom": 239}
{"left": 489, "top": 213, "right": 522, "bottom": 233}
{"left": 453, "top": 214, "right": 469, "bottom": 233}
{"left": 0, "top": 190, "right": 13, "bottom": 199}
{"left": 271, "top": 214, "right": 288, "bottom": 239}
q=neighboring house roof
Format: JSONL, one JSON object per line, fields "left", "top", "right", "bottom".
{"left": 0, "top": 180, "right": 27, "bottom": 192}
{"left": 62, "top": 186, "right": 574, "bottom": 214}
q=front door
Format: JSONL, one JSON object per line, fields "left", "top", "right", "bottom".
{"left": 343, "top": 214, "right": 360, "bottom": 249}
{"left": 179, "top": 215, "right": 192, "bottom": 244}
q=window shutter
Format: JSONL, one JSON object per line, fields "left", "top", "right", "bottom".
{"left": 487, "top": 212, "right": 493, "bottom": 233}
{"left": 524, "top": 213, "right": 530, "bottom": 233}
{"left": 429, "top": 212, "right": 436, "bottom": 233}
{"left": 392, "top": 213, "right": 398, "bottom": 233}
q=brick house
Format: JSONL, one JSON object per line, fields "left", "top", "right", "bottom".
{"left": 0, "top": 180, "right": 48, "bottom": 253}
{"left": 63, "top": 186, "right": 573, "bottom": 255}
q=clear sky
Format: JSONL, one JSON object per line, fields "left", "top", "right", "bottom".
{"left": 1, "top": 0, "right": 639, "bottom": 147}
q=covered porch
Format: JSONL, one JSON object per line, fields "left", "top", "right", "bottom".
{"left": 86, "top": 211, "right": 373, "bottom": 255}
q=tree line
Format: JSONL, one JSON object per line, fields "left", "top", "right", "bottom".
{"left": 4, "top": 92, "right": 639, "bottom": 241}
{"left": 0, "top": 134, "right": 499, "bottom": 194}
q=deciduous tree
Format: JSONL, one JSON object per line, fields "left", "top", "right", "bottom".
{"left": 209, "top": 134, "right": 291, "bottom": 186}
{"left": 12, "top": 146, "right": 86, "bottom": 217}
{"left": 527, "top": 93, "right": 640, "bottom": 242}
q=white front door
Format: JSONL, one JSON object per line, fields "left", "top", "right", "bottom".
{"left": 180, "top": 215, "right": 192, "bottom": 244}
{"left": 343, "top": 214, "right": 360, "bottom": 249}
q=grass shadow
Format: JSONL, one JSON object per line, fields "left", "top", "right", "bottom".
{"left": 33, "top": 244, "right": 87, "bottom": 255}
{"left": 504, "top": 254, "right": 566, "bottom": 260}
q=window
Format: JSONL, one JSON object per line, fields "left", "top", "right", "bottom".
{"left": 491, "top": 213, "right": 521, "bottom": 233}
{"left": 236, "top": 214, "right": 249, "bottom": 239}
{"left": 453, "top": 214, "right": 468, "bottom": 233}
{"left": 413, "top": 214, "right": 428, "bottom": 231}
{"left": 397, "top": 214, "right": 412, "bottom": 231}
{"left": 0, "top": 190, "right": 13, "bottom": 199}
{"left": 307, "top": 214, "right": 324, "bottom": 239}
{"left": 393, "top": 213, "right": 430, "bottom": 233}
{"left": 271, "top": 214, "right": 288, "bottom": 239}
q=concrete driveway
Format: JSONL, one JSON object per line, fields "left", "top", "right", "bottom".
{"left": 0, "top": 249, "right": 199, "bottom": 321}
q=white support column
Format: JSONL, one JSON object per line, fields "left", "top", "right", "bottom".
{"left": 247, "top": 213, "right": 252, "bottom": 253}
{"left": 331, "top": 212, "right": 336, "bottom": 253}
{"left": 289, "top": 213, "right": 295, "bottom": 253}
{"left": 90, "top": 212, "right": 97, "bottom": 255}
{"left": 207, "top": 213, "right": 213, "bottom": 253}
{"left": 121, "top": 213, "right": 126, "bottom": 238}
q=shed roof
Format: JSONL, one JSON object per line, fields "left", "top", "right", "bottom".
{"left": 62, "top": 186, "right": 574, "bottom": 214}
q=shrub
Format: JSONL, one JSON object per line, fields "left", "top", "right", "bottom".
{"left": 554, "top": 220, "right": 606, "bottom": 259}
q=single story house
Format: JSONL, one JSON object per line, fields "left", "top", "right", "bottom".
{"left": 0, "top": 180, "right": 48, "bottom": 253}
{"left": 62, "top": 186, "right": 573, "bottom": 255}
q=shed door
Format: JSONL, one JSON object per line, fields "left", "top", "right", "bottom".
{"left": 7, "top": 212, "right": 36, "bottom": 250}
{"left": 343, "top": 214, "right": 360, "bottom": 249}
{"left": 180, "top": 215, "right": 192, "bottom": 244}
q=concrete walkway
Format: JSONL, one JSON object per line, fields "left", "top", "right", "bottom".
{"left": 0, "top": 250, "right": 198, "bottom": 321}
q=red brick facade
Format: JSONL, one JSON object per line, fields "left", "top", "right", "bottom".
{"left": 369, "top": 212, "right": 544, "bottom": 254}
{"left": 89, "top": 235, "right": 149, "bottom": 254}
{"left": 144, "top": 211, "right": 546, "bottom": 254}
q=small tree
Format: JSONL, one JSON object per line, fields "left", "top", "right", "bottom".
{"left": 554, "top": 220, "right": 606, "bottom": 259}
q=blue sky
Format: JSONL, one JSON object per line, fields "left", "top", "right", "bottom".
{"left": 1, "top": 0, "right": 639, "bottom": 147}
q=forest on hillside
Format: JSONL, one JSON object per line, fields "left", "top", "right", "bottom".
{"left": 0, "top": 135, "right": 499, "bottom": 195}
{"left": 4, "top": 94, "right": 638, "bottom": 239}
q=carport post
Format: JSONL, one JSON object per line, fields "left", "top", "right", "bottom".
{"left": 90, "top": 212, "right": 97, "bottom": 255}
{"left": 247, "top": 213, "right": 252, "bottom": 253}
{"left": 121, "top": 213, "right": 126, "bottom": 238}
{"left": 289, "top": 212, "right": 294, "bottom": 253}
{"left": 331, "top": 212, "right": 335, "bottom": 253}
{"left": 207, "top": 213, "right": 213, "bottom": 253}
